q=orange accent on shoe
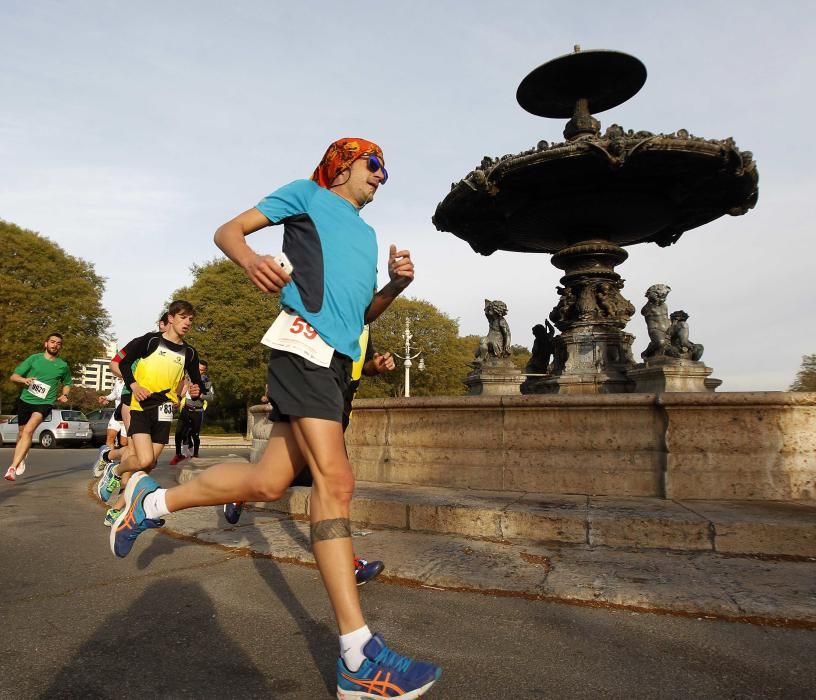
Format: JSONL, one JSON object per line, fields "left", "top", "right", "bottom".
{"left": 339, "top": 669, "right": 404, "bottom": 696}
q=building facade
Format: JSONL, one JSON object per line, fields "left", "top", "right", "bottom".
{"left": 73, "top": 341, "right": 118, "bottom": 393}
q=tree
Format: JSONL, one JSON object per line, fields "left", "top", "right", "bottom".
{"left": 509, "top": 344, "right": 532, "bottom": 371}
{"left": 171, "top": 258, "right": 281, "bottom": 430}
{"left": 357, "top": 297, "right": 474, "bottom": 398}
{"left": 0, "top": 220, "right": 110, "bottom": 413}
{"left": 67, "top": 386, "right": 106, "bottom": 415}
{"left": 790, "top": 354, "right": 816, "bottom": 391}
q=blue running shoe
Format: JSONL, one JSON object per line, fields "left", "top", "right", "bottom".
{"left": 354, "top": 557, "right": 385, "bottom": 587}
{"left": 110, "top": 472, "right": 164, "bottom": 558}
{"left": 224, "top": 501, "right": 244, "bottom": 525}
{"left": 91, "top": 445, "right": 111, "bottom": 477}
{"left": 336, "top": 633, "right": 441, "bottom": 699}
{"left": 96, "top": 461, "right": 121, "bottom": 503}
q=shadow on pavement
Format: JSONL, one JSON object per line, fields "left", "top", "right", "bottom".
{"left": 136, "top": 528, "right": 190, "bottom": 569}
{"left": 0, "top": 466, "right": 81, "bottom": 507}
{"left": 251, "top": 556, "right": 337, "bottom": 696}
{"left": 42, "top": 579, "right": 282, "bottom": 698}
{"left": 209, "top": 506, "right": 336, "bottom": 694}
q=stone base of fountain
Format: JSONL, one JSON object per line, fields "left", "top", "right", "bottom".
{"left": 540, "top": 328, "right": 636, "bottom": 394}
{"left": 463, "top": 357, "right": 524, "bottom": 396}
{"left": 627, "top": 357, "right": 721, "bottom": 393}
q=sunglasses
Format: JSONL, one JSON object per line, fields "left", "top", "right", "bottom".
{"left": 365, "top": 154, "right": 388, "bottom": 184}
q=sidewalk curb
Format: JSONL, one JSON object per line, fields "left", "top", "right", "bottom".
{"left": 169, "top": 464, "right": 816, "bottom": 627}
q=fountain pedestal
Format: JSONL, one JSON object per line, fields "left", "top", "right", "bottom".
{"left": 464, "top": 357, "right": 524, "bottom": 396}
{"left": 541, "top": 240, "right": 636, "bottom": 394}
{"left": 627, "top": 358, "right": 722, "bottom": 393}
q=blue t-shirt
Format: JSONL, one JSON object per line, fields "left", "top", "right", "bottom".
{"left": 256, "top": 179, "right": 378, "bottom": 360}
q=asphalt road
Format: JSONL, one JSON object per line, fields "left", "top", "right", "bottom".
{"left": 1, "top": 446, "right": 815, "bottom": 699}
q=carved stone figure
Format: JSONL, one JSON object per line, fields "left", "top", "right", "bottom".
{"left": 549, "top": 286, "right": 576, "bottom": 329}
{"left": 665, "top": 310, "right": 704, "bottom": 361}
{"left": 640, "top": 283, "right": 672, "bottom": 359}
{"left": 595, "top": 282, "right": 617, "bottom": 318}
{"left": 475, "top": 299, "right": 512, "bottom": 362}
{"left": 526, "top": 320, "right": 556, "bottom": 374}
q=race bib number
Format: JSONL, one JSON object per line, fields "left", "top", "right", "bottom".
{"left": 28, "top": 380, "right": 51, "bottom": 400}
{"left": 261, "top": 310, "right": 334, "bottom": 368}
{"left": 158, "top": 402, "right": 174, "bottom": 422}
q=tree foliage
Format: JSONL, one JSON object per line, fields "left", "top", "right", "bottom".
{"left": 67, "top": 386, "right": 106, "bottom": 415}
{"left": 0, "top": 220, "right": 110, "bottom": 413}
{"left": 358, "top": 297, "right": 474, "bottom": 398}
{"left": 790, "top": 354, "right": 816, "bottom": 391}
{"left": 171, "top": 258, "right": 280, "bottom": 423}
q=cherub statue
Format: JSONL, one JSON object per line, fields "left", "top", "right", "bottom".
{"left": 475, "top": 299, "right": 512, "bottom": 362}
{"left": 526, "top": 320, "right": 555, "bottom": 374}
{"left": 640, "top": 283, "right": 671, "bottom": 359}
{"left": 595, "top": 282, "right": 617, "bottom": 318}
{"left": 550, "top": 285, "right": 576, "bottom": 327}
{"left": 665, "top": 310, "right": 704, "bottom": 361}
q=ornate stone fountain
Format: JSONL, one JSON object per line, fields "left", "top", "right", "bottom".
{"left": 433, "top": 47, "right": 759, "bottom": 394}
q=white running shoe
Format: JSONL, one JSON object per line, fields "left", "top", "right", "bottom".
{"left": 182, "top": 444, "right": 193, "bottom": 459}
{"left": 91, "top": 445, "right": 111, "bottom": 477}
{"left": 4, "top": 466, "right": 16, "bottom": 482}
{"left": 15, "top": 460, "right": 26, "bottom": 476}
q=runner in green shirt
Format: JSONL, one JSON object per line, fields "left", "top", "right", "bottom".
{"left": 4, "top": 333, "right": 72, "bottom": 481}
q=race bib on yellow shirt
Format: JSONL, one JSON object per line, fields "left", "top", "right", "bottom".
{"left": 261, "top": 310, "right": 334, "bottom": 368}
{"left": 158, "top": 402, "right": 174, "bottom": 422}
{"left": 28, "top": 380, "right": 51, "bottom": 400}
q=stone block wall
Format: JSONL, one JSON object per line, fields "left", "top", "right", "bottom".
{"left": 250, "top": 392, "right": 816, "bottom": 501}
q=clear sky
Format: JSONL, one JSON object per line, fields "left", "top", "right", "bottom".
{"left": 2, "top": 1, "right": 814, "bottom": 390}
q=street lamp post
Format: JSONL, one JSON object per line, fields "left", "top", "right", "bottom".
{"left": 393, "top": 318, "right": 424, "bottom": 397}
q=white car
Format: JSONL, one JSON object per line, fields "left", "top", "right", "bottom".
{"left": 0, "top": 409, "right": 92, "bottom": 448}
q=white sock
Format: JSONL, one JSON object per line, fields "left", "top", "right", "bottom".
{"left": 143, "top": 488, "right": 170, "bottom": 520}
{"left": 340, "top": 625, "right": 372, "bottom": 672}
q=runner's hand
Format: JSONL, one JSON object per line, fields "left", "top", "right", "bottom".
{"left": 189, "top": 384, "right": 201, "bottom": 399}
{"left": 131, "top": 383, "right": 151, "bottom": 402}
{"left": 373, "top": 352, "right": 396, "bottom": 373}
{"left": 388, "top": 244, "right": 414, "bottom": 290}
{"left": 57, "top": 395, "right": 68, "bottom": 404}
{"left": 244, "top": 253, "right": 291, "bottom": 294}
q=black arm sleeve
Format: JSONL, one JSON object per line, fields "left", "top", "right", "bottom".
{"left": 118, "top": 333, "right": 159, "bottom": 386}
{"left": 185, "top": 346, "right": 203, "bottom": 389}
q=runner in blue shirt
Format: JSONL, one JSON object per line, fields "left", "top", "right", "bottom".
{"left": 104, "top": 138, "right": 442, "bottom": 699}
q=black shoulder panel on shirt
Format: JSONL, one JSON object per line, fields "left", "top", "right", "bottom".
{"left": 281, "top": 213, "right": 324, "bottom": 314}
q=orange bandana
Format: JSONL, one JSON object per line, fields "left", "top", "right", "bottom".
{"left": 311, "top": 138, "right": 384, "bottom": 189}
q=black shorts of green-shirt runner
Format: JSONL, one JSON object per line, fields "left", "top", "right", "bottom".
{"left": 16, "top": 400, "right": 53, "bottom": 426}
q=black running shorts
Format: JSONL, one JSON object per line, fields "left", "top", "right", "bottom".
{"left": 128, "top": 405, "right": 173, "bottom": 444}
{"left": 266, "top": 349, "right": 352, "bottom": 423}
{"left": 17, "top": 399, "right": 52, "bottom": 426}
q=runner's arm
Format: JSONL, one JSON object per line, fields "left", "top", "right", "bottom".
{"left": 9, "top": 373, "right": 35, "bottom": 386}
{"left": 59, "top": 364, "right": 72, "bottom": 399}
{"left": 214, "top": 208, "right": 290, "bottom": 294}
{"left": 365, "top": 245, "right": 414, "bottom": 323}
{"left": 109, "top": 359, "right": 123, "bottom": 379}
{"left": 184, "top": 349, "right": 203, "bottom": 399}
{"left": 10, "top": 355, "right": 35, "bottom": 383}
{"left": 116, "top": 334, "right": 154, "bottom": 389}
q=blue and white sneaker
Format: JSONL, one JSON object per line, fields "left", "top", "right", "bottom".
{"left": 336, "top": 633, "right": 441, "bottom": 699}
{"left": 354, "top": 558, "right": 385, "bottom": 587}
{"left": 224, "top": 501, "right": 244, "bottom": 525}
{"left": 91, "top": 445, "right": 111, "bottom": 477}
{"left": 96, "top": 461, "right": 121, "bottom": 503}
{"left": 110, "top": 472, "right": 164, "bottom": 558}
